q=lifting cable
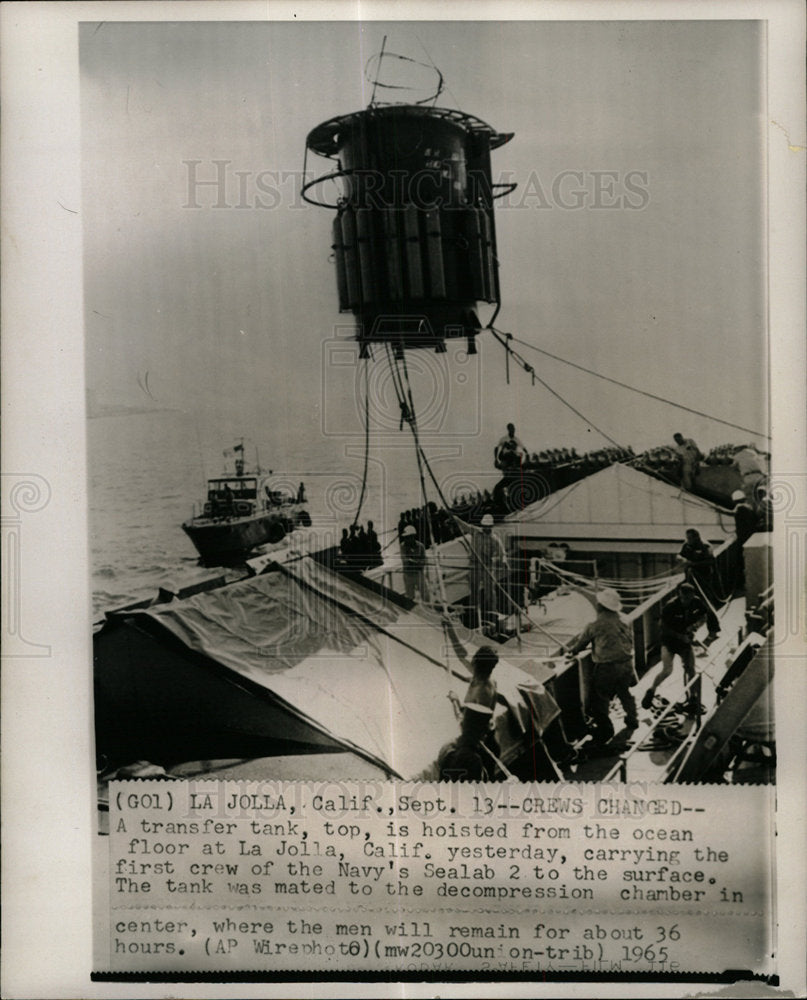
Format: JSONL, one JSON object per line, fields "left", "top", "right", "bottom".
{"left": 488, "top": 328, "right": 625, "bottom": 448}
{"left": 389, "top": 345, "right": 559, "bottom": 647}
{"left": 352, "top": 354, "right": 371, "bottom": 526}
{"left": 381, "top": 344, "right": 570, "bottom": 651}
{"left": 498, "top": 329, "right": 770, "bottom": 441}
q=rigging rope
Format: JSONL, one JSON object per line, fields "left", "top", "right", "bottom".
{"left": 352, "top": 354, "right": 371, "bottom": 526}
{"left": 500, "top": 330, "right": 770, "bottom": 441}
{"left": 385, "top": 345, "right": 571, "bottom": 648}
{"left": 488, "top": 328, "right": 624, "bottom": 448}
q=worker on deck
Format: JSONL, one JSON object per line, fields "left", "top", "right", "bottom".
{"left": 676, "top": 529, "right": 721, "bottom": 638}
{"left": 463, "top": 645, "right": 499, "bottom": 710}
{"left": 565, "top": 589, "right": 638, "bottom": 743}
{"left": 673, "top": 433, "right": 703, "bottom": 491}
{"left": 437, "top": 704, "right": 496, "bottom": 781}
{"left": 494, "top": 423, "right": 528, "bottom": 471}
{"left": 400, "top": 524, "right": 429, "bottom": 602}
{"left": 732, "top": 444, "right": 767, "bottom": 503}
{"left": 365, "top": 519, "right": 382, "bottom": 567}
{"left": 468, "top": 513, "right": 508, "bottom": 635}
{"left": 448, "top": 645, "right": 501, "bottom": 759}
{"left": 641, "top": 581, "right": 708, "bottom": 715}
{"left": 732, "top": 489, "right": 758, "bottom": 546}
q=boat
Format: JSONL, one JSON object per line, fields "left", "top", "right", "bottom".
{"left": 181, "top": 442, "right": 311, "bottom": 564}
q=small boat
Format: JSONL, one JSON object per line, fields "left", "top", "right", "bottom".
{"left": 182, "top": 442, "right": 311, "bottom": 564}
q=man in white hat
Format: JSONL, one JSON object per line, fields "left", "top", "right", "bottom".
{"left": 731, "top": 444, "right": 768, "bottom": 503}
{"left": 468, "top": 513, "right": 508, "bottom": 635}
{"left": 400, "top": 524, "right": 429, "bottom": 602}
{"left": 566, "top": 588, "right": 638, "bottom": 743}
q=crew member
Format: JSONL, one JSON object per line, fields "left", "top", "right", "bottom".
{"left": 732, "top": 490, "right": 758, "bottom": 546}
{"left": 566, "top": 589, "right": 638, "bottom": 743}
{"left": 673, "top": 433, "right": 703, "bottom": 491}
{"left": 468, "top": 513, "right": 508, "bottom": 635}
{"left": 222, "top": 483, "right": 235, "bottom": 518}
{"left": 494, "top": 423, "right": 528, "bottom": 470}
{"left": 448, "top": 645, "right": 501, "bottom": 759}
{"left": 365, "top": 519, "right": 382, "bottom": 567}
{"left": 676, "top": 529, "right": 720, "bottom": 638}
{"left": 437, "top": 704, "right": 496, "bottom": 782}
{"left": 400, "top": 524, "right": 429, "bottom": 602}
{"left": 641, "top": 582, "right": 708, "bottom": 714}
{"left": 463, "top": 645, "right": 499, "bottom": 710}
{"left": 732, "top": 444, "right": 767, "bottom": 504}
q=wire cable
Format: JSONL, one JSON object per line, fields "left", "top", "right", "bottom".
{"left": 488, "top": 328, "right": 624, "bottom": 448}
{"left": 352, "top": 355, "right": 371, "bottom": 526}
{"left": 501, "top": 330, "right": 770, "bottom": 440}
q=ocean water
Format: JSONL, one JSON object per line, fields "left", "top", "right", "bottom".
{"left": 87, "top": 409, "right": 439, "bottom": 618}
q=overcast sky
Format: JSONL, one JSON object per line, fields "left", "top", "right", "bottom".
{"left": 80, "top": 19, "right": 767, "bottom": 468}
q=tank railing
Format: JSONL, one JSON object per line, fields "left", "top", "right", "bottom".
{"left": 300, "top": 167, "right": 355, "bottom": 210}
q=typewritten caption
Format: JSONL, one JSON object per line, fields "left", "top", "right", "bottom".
{"left": 102, "top": 781, "right": 774, "bottom": 975}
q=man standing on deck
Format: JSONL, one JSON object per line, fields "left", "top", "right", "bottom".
{"left": 641, "top": 582, "right": 708, "bottom": 715}
{"left": 732, "top": 489, "right": 758, "bottom": 546}
{"left": 400, "top": 524, "right": 429, "bottom": 602}
{"left": 468, "top": 513, "right": 508, "bottom": 635}
{"left": 676, "top": 528, "right": 721, "bottom": 639}
{"left": 494, "top": 423, "right": 528, "bottom": 470}
{"left": 732, "top": 444, "right": 767, "bottom": 503}
{"left": 673, "top": 433, "right": 703, "bottom": 491}
{"left": 565, "top": 589, "right": 638, "bottom": 744}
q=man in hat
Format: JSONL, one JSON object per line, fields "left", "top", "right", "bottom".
{"left": 468, "top": 513, "right": 508, "bottom": 634}
{"left": 731, "top": 444, "right": 767, "bottom": 503}
{"left": 641, "top": 582, "right": 709, "bottom": 713}
{"left": 400, "top": 524, "right": 429, "bottom": 602}
{"left": 566, "top": 589, "right": 638, "bottom": 743}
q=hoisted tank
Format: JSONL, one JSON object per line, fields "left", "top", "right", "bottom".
{"left": 303, "top": 103, "right": 514, "bottom": 354}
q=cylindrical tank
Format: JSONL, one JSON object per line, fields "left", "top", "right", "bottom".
{"left": 304, "top": 105, "right": 513, "bottom": 352}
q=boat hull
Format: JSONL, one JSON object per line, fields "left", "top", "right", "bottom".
{"left": 182, "top": 509, "right": 307, "bottom": 563}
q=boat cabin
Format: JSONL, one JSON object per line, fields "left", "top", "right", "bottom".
{"left": 204, "top": 477, "right": 258, "bottom": 518}
{"left": 207, "top": 477, "right": 258, "bottom": 502}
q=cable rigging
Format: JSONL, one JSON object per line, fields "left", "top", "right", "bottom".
{"left": 352, "top": 354, "right": 371, "bottom": 526}
{"left": 487, "top": 327, "right": 625, "bottom": 448}
{"left": 496, "top": 329, "right": 770, "bottom": 441}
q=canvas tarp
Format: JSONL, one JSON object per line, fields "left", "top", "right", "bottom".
{"left": 96, "top": 557, "right": 556, "bottom": 778}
